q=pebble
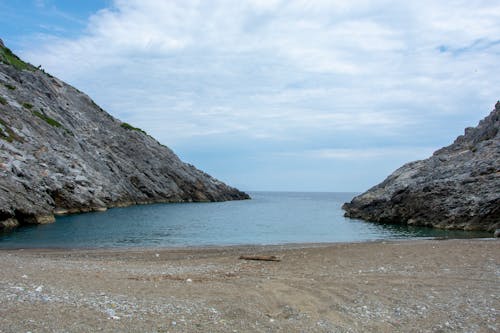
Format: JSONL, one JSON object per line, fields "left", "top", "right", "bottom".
{"left": 105, "top": 308, "right": 120, "bottom": 320}
{"left": 0, "top": 242, "right": 497, "bottom": 332}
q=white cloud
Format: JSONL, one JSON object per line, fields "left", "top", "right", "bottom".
{"left": 280, "top": 147, "right": 436, "bottom": 161}
{"left": 34, "top": 0, "right": 46, "bottom": 8}
{"left": 18, "top": 0, "right": 500, "bottom": 189}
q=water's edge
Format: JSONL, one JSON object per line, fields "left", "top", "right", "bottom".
{"left": 0, "top": 192, "right": 491, "bottom": 249}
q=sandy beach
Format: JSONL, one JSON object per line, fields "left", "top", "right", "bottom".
{"left": 0, "top": 239, "right": 498, "bottom": 332}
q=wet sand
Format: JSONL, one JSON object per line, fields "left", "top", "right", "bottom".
{"left": 0, "top": 239, "right": 498, "bottom": 332}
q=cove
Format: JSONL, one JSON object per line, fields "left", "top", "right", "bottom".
{"left": 0, "top": 192, "right": 490, "bottom": 248}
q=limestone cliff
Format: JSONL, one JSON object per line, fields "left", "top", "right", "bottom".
{"left": 343, "top": 103, "right": 499, "bottom": 232}
{"left": 0, "top": 41, "right": 249, "bottom": 230}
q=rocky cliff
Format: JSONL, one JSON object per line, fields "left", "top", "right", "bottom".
{"left": 343, "top": 103, "right": 499, "bottom": 232}
{"left": 0, "top": 41, "right": 249, "bottom": 230}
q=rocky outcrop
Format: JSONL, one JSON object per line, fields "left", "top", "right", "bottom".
{"left": 0, "top": 43, "right": 249, "bottom": 230}
{"left": 343, "top": 103, "right": 500, "bottom": 232}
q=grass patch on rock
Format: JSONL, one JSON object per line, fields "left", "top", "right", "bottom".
{"left": 0, "top": 45, "right": 36, "bottom": 71}
{"left": 22, "top": 102, "right": 33, "bottom": 109}
{"left": 0, "top": 96, "right": 6, "bottom": 105}
{"left": 0, "top": 118, "right": 23, "bottom": 143}
{"left": 121, "top": 122, "right": 146, "bottom": 134}
{"left": 33, "top": 110, "right": 62, "bottom": 128}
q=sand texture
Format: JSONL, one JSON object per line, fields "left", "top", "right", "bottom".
{"left": 0, "top": 239, "right": 498, "bottom": 332}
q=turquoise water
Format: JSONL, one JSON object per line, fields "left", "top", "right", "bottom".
{"left": 0, "top": 192, "right": 490, "bottom": 248}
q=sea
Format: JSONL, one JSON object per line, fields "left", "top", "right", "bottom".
{"left": 0, "top": 192, "right": 490, "bottom": 248}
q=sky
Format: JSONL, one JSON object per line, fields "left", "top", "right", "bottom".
{"left": 1, "top": 0, "right": 499, "bottom": 192}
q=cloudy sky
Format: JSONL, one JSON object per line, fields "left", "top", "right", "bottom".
{"left": 1, "top": 0, "right": 498, "bottom": 191}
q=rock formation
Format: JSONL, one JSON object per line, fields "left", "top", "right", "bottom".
{"left": 343, "top": 103, "right": 500, "bottom": 232}
{"left": 0, "top": 42, "right": 249, "bottom": 230}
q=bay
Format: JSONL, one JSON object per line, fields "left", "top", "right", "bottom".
{"left": 0, "top": 192, "right": 489, "bottom": 248}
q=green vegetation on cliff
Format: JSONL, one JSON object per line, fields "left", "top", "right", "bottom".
{"left": 0, "top": 118, "right": 22, "bottom": 143}
{"left": 22, "top": 102, "right": 33, "bottom": 109}
{"left": 121, "top": 122, "right": 147, "bottom": 134}
{"left": 33, "top": 110, "right": 63, "bottom": 128}
{"left": 0, "top": 45, "right": 36, "bottom": 71}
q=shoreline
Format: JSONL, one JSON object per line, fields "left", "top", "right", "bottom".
{"left": 0, "top": 235, "right": 495, "bottom": 252}
{"left": 0, "top": 194, "right": 252, "bottom": 232}
{"left": 1, "top": 239, "right": 498, "bottom": 332}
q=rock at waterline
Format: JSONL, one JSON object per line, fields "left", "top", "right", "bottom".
{"left": 343, "top": 102, "right": 500, "bottom": 232}
{"left": 0, "top": 40, "right": 249, "bottom": 230}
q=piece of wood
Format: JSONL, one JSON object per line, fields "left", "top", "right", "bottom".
{"left": 239, "top": 255, "right": 281, "bottom": 262}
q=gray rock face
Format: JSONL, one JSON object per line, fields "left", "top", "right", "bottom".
{"left": 0, "top": 49, "right": 249, "bottom": 230}
{"left": 343, "top": 103, "right": 500, "bottom": 232}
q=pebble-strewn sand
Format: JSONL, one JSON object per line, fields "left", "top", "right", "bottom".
{"left": 0, "top": 239, "right": 498, "bottom": 332}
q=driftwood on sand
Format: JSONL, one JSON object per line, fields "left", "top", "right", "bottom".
{"left": 239, "top": 255, "right": 281, "bottom": 262}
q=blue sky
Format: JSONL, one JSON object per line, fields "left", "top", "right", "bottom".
{"left": 1, "top": 0, "right": 499, "bottom": 192}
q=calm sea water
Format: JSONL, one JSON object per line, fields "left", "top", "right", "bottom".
{"left": 0, "top": 192, "right": 489, "bottom": 248}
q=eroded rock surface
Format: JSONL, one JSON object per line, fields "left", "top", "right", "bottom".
{"left": 343, "top": 103, "right": 500, "bottom": 232}
{"left": 0, "top": 45, "right": 248, "bottom": 230}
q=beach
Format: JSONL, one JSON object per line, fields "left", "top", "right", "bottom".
{"left": 0, "top": 239, "right": 498, "bottom": 332}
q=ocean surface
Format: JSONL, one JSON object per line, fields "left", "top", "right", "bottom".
{"left": 0, "top": 192, "right": 490, "bottom": 248}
